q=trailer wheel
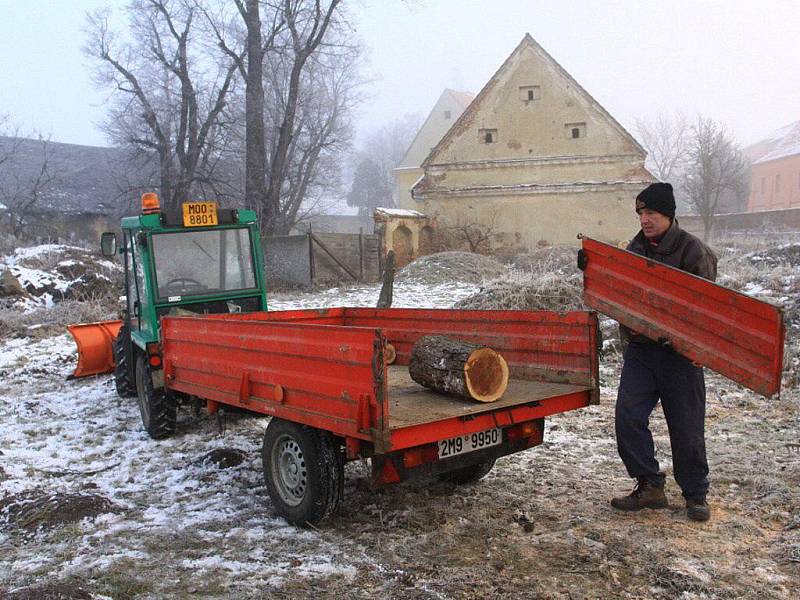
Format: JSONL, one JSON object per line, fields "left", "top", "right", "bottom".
{"left": 112, "top": 325, "right": 136, "bottom": 398}
{"left": 262, "top": 419, "right": 343, "bottom": 526}
{"left": 135, "top": 354, "right": 176, "bottom": 439}
{"left": 440, "top": 458, "right": 496, "bottom": 485}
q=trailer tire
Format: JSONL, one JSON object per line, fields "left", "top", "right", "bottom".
{"left": 262, "top": 419, "right": 343, "bottom": 526}
{"left": 135, "top": 354, "right": 176, "bottom": 440}
{"left": 113, "top": 325, "right": 136, "bottom": 398}
{"left": 439, "top": 458, "right": 496, "bottom": 485}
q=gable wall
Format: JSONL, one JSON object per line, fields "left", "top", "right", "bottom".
{"left": 412, "top": 37, "right": 652, "bottom": 251}
{"left": 433, "top": 45, "right": 641, "bottom": 167}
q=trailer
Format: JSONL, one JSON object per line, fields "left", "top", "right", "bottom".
{"left": 158, "top": 307, "right": 600, "bottom": 524}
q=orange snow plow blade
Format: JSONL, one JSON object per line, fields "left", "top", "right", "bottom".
{"left": 67, "top": 320, "right": 122, "bottom": 379}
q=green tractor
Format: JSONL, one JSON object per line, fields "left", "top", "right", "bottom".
{"left": 73, "top": 193, "right": 269, "bottom": 438}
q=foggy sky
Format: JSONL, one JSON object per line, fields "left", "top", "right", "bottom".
{"left": 1, "top": 0, "right": 798, "bottom": 149}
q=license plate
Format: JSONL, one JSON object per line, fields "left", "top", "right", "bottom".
{"left": 182, "top": 202, "right": 218, "bottom": 227}
{"left": 438, "top": 428, "right": 502, "bottom": 459}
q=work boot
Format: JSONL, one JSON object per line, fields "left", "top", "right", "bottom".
{"left": 611, "top": 477, "right": 669, "bottom": 511}
{"left": 686, "top": 496, "right": 711, "bottom": 522}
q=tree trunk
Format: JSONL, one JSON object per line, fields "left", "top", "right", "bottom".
{"left": 409, "top": 335, "right": 509, "bottom": 403}
{"left": 244, "top": 0, "right": 266, "bottom": 214}
{"left": 376, "top": 250, "right": 395, "bottom": 308}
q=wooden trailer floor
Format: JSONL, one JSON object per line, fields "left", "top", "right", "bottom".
{"left": 386, "top": 366, "right": 592, "bottom": 430}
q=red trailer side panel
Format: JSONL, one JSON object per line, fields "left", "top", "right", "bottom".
{"left": 343, "top": 308, "right": 600, "bottom": 404}
{"left": 161, "top": 315, "right": 386, "bottom": 440}
{"left": 581, "top": 237, "right": 785, "bottom": 397}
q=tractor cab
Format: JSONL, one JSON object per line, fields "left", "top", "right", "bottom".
{"left": 93, "top": 193, "right": 268, "bottom": 382}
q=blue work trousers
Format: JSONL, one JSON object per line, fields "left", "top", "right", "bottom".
{"left": 616, "top": 343, "right": 709, "bottom": 498}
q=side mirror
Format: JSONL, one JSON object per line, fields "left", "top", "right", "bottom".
{"left": 100, "top": 232, "right": 117, "bottom": 257}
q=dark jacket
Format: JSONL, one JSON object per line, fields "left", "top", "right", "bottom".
{"left": 626, "top": 219, "right": 717, "bottom": 281}
{"left": 621, "top": 219, "right": 718, "bottom": 347}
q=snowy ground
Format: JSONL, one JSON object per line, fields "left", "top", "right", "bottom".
{"left": 0, "top": 244, "right": 798, "bottom": 599}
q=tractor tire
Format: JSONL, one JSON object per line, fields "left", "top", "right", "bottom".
{"left": 112, "top": 325, "right": 136, "bottom": 398}
{"left": 439, "top": 458, "right": 496, "bottom": 485}
{"left": 262, "top": 419, "right": 343, "bottom": 526}
{"left": 135, "top": 354, "right": 176, "bottom": 440}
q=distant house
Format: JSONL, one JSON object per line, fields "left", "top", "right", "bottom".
{"left": 410, "top": 34, "right": 653, "bottom": 253}
{"left": 393, "top": 89, "right": 474, "bottom": 209}
{"left": 745, "top": 121, "right": 800, "bottom": 212}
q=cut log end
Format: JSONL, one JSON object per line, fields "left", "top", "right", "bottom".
{"left": 385, "top": 343, "right": 397, "bottom": 365}
{"left": 465, "top": 348, "right": 509, "bottom": 402}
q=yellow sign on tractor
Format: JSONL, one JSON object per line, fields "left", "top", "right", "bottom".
{"left": 182, "top": 201, "right": 218, "bottom": 227}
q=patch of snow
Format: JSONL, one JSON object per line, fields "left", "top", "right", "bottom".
{"left": 374, "top": 207, "right": 427, "bottom": 218}
{"left": 10, "top": 244, "right": 79, "bottom": 261}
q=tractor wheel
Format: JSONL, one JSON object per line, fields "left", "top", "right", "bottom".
{"left": 439, "top": 458, "right": 496, "bottom": 485}
{"left": 261, "top": 419, "right": 343, "bottom": 526}
{"left": 112, "top": 325, "right": 136, "bottom": 398}
{"left": 135, "top": 354, "right": 176, "bottom": 440}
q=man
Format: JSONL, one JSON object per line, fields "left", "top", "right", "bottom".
{"left": 611, "top": 182, "right": 717, "bottom": 522}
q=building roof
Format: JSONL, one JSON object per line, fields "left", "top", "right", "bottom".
{"left": 748, "top": 121, "right": 800, "bottom": 165}
{"left": 420, "top": 33, "right": 645, "bottom": 170}
{"left": 396, "top": 89, "right": 475, "bottom": 169}
{"left": 374, "top": 207, "right": 426, "bottom": 219}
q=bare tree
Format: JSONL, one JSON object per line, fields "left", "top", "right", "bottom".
{"left": 0, "top": 131, "right": 55, "bottom": 239}
{"left": 352, "top": 113, "right": 424, "bottom": 210}
{"left": 85, "top": 0, "right": 242, "bottom": 211}
{"left": 447, "top": 210, "right": 500, "bottom": 254}
{"left": 682, "top": 116, "right": 750, "bottom": 240}
{"left": 274, "top": 41, "right": 361, "bottom": 230}
{"left": 199, "top": 0, "right": 284, "bottom": 213}
{"left": 201, "top": 0, "right": 355, "bottom": 234}
{"left": 635, "top": 112, "right": 691, "bottom": 183}
{"left": 262, "top": 0, "right": 344, "bottom": 234}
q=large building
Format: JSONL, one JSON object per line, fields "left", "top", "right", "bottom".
{"left": 393, "top": 89, "right": 474, "bottom": 208}
{"left": 745, "top": 121, "right": 800, "bottom": 212}
{"left": 407, "top": 34, "right": 653, "bottom": 253}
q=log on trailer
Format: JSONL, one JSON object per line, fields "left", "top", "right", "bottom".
{"left": 409, "top": 335, "right": 509, "bottom": 402}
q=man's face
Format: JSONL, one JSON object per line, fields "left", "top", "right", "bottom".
{"left": 637, "top": 208, "right": 671, "bottom": 239}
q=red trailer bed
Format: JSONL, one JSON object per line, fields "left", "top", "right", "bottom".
{"left": 161, "top": 307, "right": 599, "bottom": 447}
{"left": 159, "top": 307, "right": 599, "bottom": 523}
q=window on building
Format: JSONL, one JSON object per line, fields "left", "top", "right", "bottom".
{"left": 761, "top": 177, "right": 766, "bottom": 194}
{"left": 444, "top": 110, "right": 451, "bottom": 120}
{"left": 519, "top": 85, "right": 541, "bottom": 102}
{"left": 565, "top": 122, "right": 586, "bottom": 139}
{"left": 479, "top": 128, "right": 497, "bottom": 144}
{"left": 776, "top": 173, "right": 781, "bottom": 194}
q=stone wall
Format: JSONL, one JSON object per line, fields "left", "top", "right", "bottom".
{"left": 679, "top": 208, "right": 800, "bottom": 238}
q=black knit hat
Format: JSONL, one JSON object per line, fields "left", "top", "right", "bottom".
{"left": 635, "top": 182, "right": 675, "bottom": 218}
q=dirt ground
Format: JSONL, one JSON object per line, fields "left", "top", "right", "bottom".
{"left": 0, "top": 337, "right": 797, "bottom": 599}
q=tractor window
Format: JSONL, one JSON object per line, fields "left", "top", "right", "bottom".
{"left": 128, "top": 232, "right": 147, "bottom": 330}
{"left": 151, "top": 227, "right": 257, "bottom": 299}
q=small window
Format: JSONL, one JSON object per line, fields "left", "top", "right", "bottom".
{"left": 479, "top": 128, "right": 498, "bottom": 144}
{"left": 444, "top": 110, "right": 451, "bottom": 120}
{"left": 565, "top": 122, "right": 586, "bottom": 139}
{"left": 519, "top": 85, "right": 541, "bottom": 102}
{"left": 776, "top": 173, "right": 781, "bottom": 193}
{"left": 761, "top": 177, "right": 766, "bottom": 194}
